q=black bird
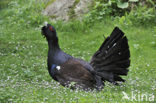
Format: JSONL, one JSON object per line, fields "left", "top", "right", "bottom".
{"left": 41, "top": 22, "right": 130, "bottom": 90}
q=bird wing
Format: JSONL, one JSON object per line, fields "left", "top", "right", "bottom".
{"left": 54, "top": 59, "right": 96, "bottom": 89}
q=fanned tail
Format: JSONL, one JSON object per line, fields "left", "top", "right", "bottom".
{"left": 90, "top": 27, "right": 130, "bottom": 84}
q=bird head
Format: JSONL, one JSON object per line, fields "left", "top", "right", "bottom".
{"left": 41, "top": 22, "right": 57, "bottom": 40}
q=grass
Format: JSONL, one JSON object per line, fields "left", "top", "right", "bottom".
{"left": 0, "top": 0, "right": 156, "bottom": 102}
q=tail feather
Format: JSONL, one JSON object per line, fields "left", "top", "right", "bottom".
{"left": 99, "top": 27, "right": 124, "bottom": 52}
{"left": 94, "top": 36, "right": 129, "bottom": 63}
{"left": 115, "top": 59, "right": 130, "bottom": 68}
{"left": 114, "top": 75, "right": 125, "bottom": 82}
{"left": 90, "top": 27, "right": 130, "bottom": 84}
{"left": 96, "top": 65, "right": 128, "bottom": 75}
{"left": 99, "top": 48, "right": 130, "bottom": 66}
{"left": 92, "top": 38, "right": 130, "bottom": 67}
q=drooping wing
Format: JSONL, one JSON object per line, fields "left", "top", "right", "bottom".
{"left": 54, "top": 59, "right": 96, "bottom": 90}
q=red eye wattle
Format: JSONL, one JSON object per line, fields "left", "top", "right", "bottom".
{"left": 49, "top": 26, "right": 53, "bottom": 31}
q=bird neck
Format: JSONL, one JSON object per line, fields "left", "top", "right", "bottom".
{"left": 47, "top": 37, "right": 61, "bottom": 70}
{"left": 47, "top": 37, "right": 60, "bottom": 50}
{"left": 47, "top": 39, "right": 60, "bottom": 75}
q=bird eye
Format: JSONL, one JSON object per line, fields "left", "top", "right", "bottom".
{"left": 49, "top": 26, "right": 54, "bottom": 32}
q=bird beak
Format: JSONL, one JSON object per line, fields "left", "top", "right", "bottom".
{"left": 44, "top": 21, "right": 48, "bottom": 27}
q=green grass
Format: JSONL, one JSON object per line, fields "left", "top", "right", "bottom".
{"left": 0, "top": 0, "right": 156, "bottom": 103}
